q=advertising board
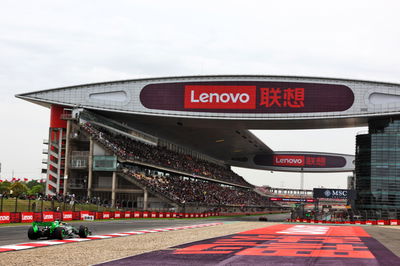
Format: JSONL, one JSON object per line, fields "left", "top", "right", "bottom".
{"left": 21, "top": 212, "right": 34, "bottom": 223}
{"left": 140, "top": 82, "right": 354, "bottom": 113}
{"left": 42, "top": 211, "right": 54, "bottom": 222}
{"left": 0, "top": 212, "right": 10, "bottom": 224}
{"left": 313, "top": 188, "right": 356, "bottom": 199}
{"left": 254, "top": 154, "right": 346, "bottom": 168}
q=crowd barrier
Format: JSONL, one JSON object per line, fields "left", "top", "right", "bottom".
{"left": 0, "top": 211, "right": 224, "bottom": 224}
{"left": 219, "top": 210, "right": 285, "bottom": 216}
{"left": 287, "top": 218, "right": 400, "bottom": 226}
{"left": 0, "top": 210, "right": 290, "bottom": 224}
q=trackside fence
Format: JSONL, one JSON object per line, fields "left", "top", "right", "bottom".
{"left": 286, "top": 218, "right": 400, "bottom": 226}
{"left": 0, "top": 211, "right": 283, "bottom": 224}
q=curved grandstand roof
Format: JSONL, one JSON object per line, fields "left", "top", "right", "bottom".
{"left": 18, "top": 75, "right": 400, "bottom": 173}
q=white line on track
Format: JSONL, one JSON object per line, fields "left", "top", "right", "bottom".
{"left": 0, "top": 222, "right": 223, "bottom": 253}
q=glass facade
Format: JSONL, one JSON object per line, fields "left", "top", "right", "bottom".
{"left": 355, "top": 117, "right": 400, "bottom": 219}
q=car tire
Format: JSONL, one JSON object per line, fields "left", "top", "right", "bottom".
{"left": 28, "top": 226, "right": 39, "bottom": 240}
{"left": 79, "top": 225, "right": 89, "bottom": 238}
{"left": 53, "top": 227, "right": 65, "bottom": 240}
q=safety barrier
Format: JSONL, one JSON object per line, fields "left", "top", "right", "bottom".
{"left": 0, "top": 211, "right": 210, "bottom": 223}
{"left": 287, "top": 218, "right": 400, "bottom": 226}
{"left": 0, "top": 211, "right": 284, "bottom": 224}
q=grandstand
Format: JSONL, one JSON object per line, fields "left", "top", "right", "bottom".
{"left": 55, "top": 110, "right": 275, "bottom": 212}
{"left": 18, "top": 75, "right": 400, "bottom": 218}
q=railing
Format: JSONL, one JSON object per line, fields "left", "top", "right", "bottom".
{"left": 71, "top": 151, "right": 89, "bottom": 156}
{"left": 80, "top": 110, "right": 158, "bottom": 145}
{"left": 70, "top": 159, "right": 88, "bottom": 169}
{"left": 357, "top": 130, "right": 369, "bottom": 135}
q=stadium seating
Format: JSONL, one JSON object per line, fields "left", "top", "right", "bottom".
{"left": 81, "top": 122, "right": 252, "bottom": 187}
{"left": 121, "top": 165, "right": 269, "bottom": 207}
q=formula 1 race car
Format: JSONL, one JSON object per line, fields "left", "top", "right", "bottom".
{"left": 28, "top": 221, "right": 90, "bottom": 240}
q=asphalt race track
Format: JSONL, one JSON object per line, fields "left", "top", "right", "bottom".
{"left": 99, "top": 224, "right": 400, "bottom": 265}
{"left": 0, "top": 213, "right": 289, "bottom": 246}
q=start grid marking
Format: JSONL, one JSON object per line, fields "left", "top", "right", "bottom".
{"left": 0, "top": 222, "right": 223, "bottom": 253}
{"left": 101, "top": 224, "right": 400, "bottom": 265}
{"left": 174, "top": 225, "right": 374, "bottom": 258}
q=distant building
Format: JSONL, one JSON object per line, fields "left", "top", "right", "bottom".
{"left": 347, "top": 175, "right": 356, "bottom": 190}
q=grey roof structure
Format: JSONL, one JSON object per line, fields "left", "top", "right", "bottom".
{"left": 17, "top": 75, "right": 400, "bottom": 173}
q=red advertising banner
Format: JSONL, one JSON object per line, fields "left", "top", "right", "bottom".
{"left": 21, "top": 212, "right": 34, "bottom": 223}
{"left": 140, "top": 81, "right": 354, "bottom": 113}
{"left": 103, "top": 212, "right": 110, "bottom": 219}
{"left": 96, "top": 212, "right": 103, "bottom": 220}
{"left": 42, "top": 211, "right": 54, "bottom": 222}
{"left": 273, "top": 155, "right": 305, "bottom": 166}
{"left": 124, "top": 212, "right": 131, "bottom": 218}
{"left": 80, "top": 211, "right": 89, "bottom": 220}
{"left": 134, "top": 211, "right": 142, "bottom": 218}
{"left": 62, "top": 211, "right": 73, "bottom": 221}
{"left": 151, "top": 212, "right": 157, "bottom": 218}
{"left": 142, "top": 212, "right": 149, "bottom": 218}
{"left": 184, "top": 85, "right": 257, "bottom": 109}
{"left": 114, "top": 211, "right": 121, "bottom": 219}
{"left": 165, "top": 212, "right": 171, "bottom": 218}
{"left": 159, "top": 212, "right": 164, "bottom": 218}
{"left": 254, "top": 154, "right": 346, "bottom": 168}
{"left": 0, "top": 212, "right": 11, "bottom": 224}
{"left": 270, "top": 197, "right": 315, "bottom": 203}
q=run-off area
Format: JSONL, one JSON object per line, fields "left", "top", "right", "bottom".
{"left": 100, "top": 224, "right": 400, "bottom": 265}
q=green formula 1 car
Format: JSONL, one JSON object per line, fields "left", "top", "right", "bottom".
{"left": 28, "top": 221, "right": 91, "bottom": 240}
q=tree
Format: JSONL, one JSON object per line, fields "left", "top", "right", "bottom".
{"left": 26, "top": 180, "right": 40, "bottom": 189}
{"left": 28, "top": 184, "right": 44, "bottom": 195}
{"left": 0, "top": 181, "right": 11, "bottom": 194}
{"left": 10, "top": 182, "right": 28, "bottom": 197}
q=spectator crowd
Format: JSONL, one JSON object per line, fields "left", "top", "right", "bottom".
{"left": 82, "top": 122, "right": 252, "bottom": 187}
{"left": 121, "top": 165, "right": 269, "bottom": 207}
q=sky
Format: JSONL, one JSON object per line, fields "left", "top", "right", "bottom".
{"left": 0, "top": 1, "right": 399, "bottom": 189}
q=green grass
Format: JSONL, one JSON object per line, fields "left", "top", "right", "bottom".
{"left": 0, "top": 198, "right": 118, "bottom": 212}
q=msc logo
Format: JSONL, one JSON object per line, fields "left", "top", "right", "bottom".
{"left": 324, "top": 189, "right": 348, "bottom": 198}
{"left": 332, "top": 190, "right": 348, "bottom": 197}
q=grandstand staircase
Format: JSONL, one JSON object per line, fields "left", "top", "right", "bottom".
{"left": 118, "top": 170, "right": 179, "bottom": 207}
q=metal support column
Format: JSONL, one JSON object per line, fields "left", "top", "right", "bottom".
{"left": 111, "top": 171, "right": 117, "bottom": 208}
{"left": 143, "top": 189, "right": 148, "bottom": 211}
{"left": 87, "top": 137, "right": 94, "bottom": 198}
{"left": 63, "top": 120, "right": 71, "bottom": 195}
